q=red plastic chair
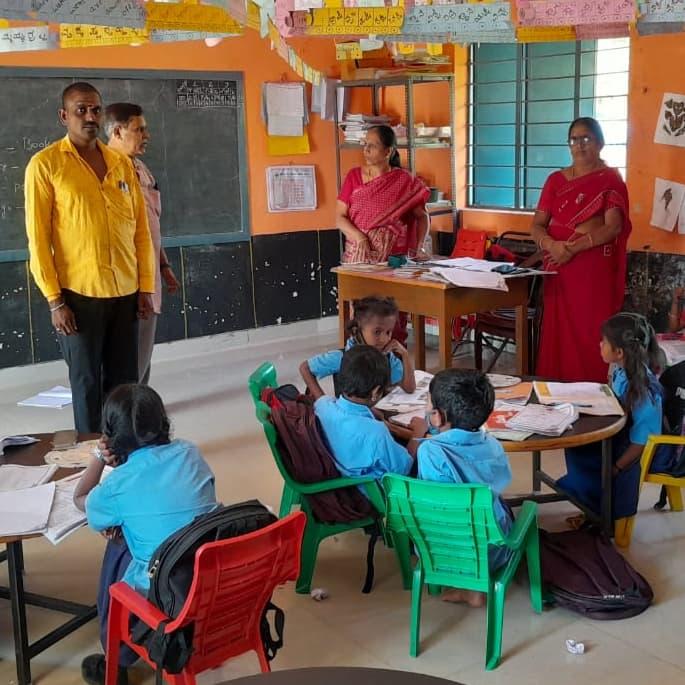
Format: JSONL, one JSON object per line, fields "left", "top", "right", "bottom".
{"left": 449, "top": 230, "right": 489, "bottom": 350}
{"left": 105, "top": 512, "right": 306, "bottom": 685}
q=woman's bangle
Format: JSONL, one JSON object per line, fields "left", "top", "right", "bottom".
{"left": 538, "top": 235, "right": 549, "bottom": 250}
{"left": 49, "top": 301, "right": 65, "bottom": 313}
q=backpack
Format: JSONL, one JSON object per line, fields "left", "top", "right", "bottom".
{"left": 261, "top": 385, "right": 380, "bottom": 593}
{"left": 540, "top": 529, "right": 653, "bottom": 620}
{"left": 131, "top": 501, "right": 284, "bottom": 683}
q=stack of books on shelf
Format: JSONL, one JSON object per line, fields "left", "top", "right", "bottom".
{"left": 339, "top": 113, "right": 392, "bottom": 144}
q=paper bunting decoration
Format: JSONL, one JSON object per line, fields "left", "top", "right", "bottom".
{"left": 515, "top": 0, "right": 635, "bottom": 27}
{"left": 59, "top": 24, "right": 147, "bottom": 48}
{"left": 0, "top": 25, "right": 55, "bottom": 51}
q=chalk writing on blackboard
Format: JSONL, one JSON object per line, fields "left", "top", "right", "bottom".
{"left": 176, "top": 80, "right": 240, "bottom": 109}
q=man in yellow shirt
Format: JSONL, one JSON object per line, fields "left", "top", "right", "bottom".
{"left": 25, "top": 82, "right": 155, "bottom": 433}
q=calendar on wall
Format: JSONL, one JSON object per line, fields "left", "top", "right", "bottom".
{"left": 266, "top": 165, "right": 317, "bottom": 212}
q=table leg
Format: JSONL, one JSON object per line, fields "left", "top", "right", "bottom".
{"left": 339, "top": 298, "right": 350, "bottom": 348}
{"left": 532, "top": 451, "right": 541, "bottom": 492}
{"left": 414, "top": 314, "right": 426, "bottom": 371}
{"left": 7, "top": 541, "right": 31, "bottom": 685}
{"left": 438, "top": 309, "right": 452, "bottom": 371}
{"left": 601, "top": 438, "right": 614, "bottom": 537}
{"left": 515, "top": 302, "right": 529, "bottom": 376}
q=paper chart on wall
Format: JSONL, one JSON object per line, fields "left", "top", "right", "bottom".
{"left": 650, "top": 177, "right": 685, "bottom": 232}
{"left": 0, "top": 26, "right": 54, "bottom": 52}
{"left": 401, "top": 2, "right": 511, "bottom": 36}
{"left": 32, "top": 0, "right": 146, "bottom": 28}
{"left": 654, "top": 93, "right": 685, "bottom": 148}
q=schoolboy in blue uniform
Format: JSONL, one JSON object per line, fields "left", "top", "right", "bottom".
{"left": 313, "top": 344, "right": 413, "bottom": 482}
{"left": 410, "top": 368, "right": 512, "bottom": 606}
{"left": 73, "top": 384, "right": 217, "bottom": 685}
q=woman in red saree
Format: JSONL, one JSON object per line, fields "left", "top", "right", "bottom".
{"left": 531, "top": 117, "right": 631, "bottom": 382}
{"left": 336, "top": 125, "right": 430, "bottom": 265}
{"left": 337, "top": 125, "right": 430, "bottom": 343}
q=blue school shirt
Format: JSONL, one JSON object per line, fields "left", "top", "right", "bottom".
{"left": 314, "top": 395, "right": 412, "bottom": 481}
{"left": 86, "top": 439, "right": 217, "bottom": 594}
{"left": 307, "top": 337, "right": 405, "bottom": 386}
{"left": 611, "top": 366, "right": 662, "bottom": 445}
{"left": 417, "top": 428, "right": 512, "bottom": 532}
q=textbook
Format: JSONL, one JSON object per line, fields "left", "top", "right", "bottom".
{"left": 0, "top": 464, "right": 58, "bottom": 492}
{"left": 506, "top": 402, "right": 579, "bottom": 437}
{"left": 534, "top": 381, "right": 624, "bottom": 416}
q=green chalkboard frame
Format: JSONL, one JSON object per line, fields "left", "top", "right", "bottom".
{"left": 0, "top": 67, "right": 250, "bottom": 264}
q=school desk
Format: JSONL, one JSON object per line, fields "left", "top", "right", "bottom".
{"left": 221, "top": 667, "right": 465, "bottom": 685}
{"left": 388, "top": 412, "right": 626, "bottom": 537}
{"left": 0, "top": 433, "right": 98, "bottom": 685}
{"left": 333, "top": 266, "right": 533, "bottom": 375}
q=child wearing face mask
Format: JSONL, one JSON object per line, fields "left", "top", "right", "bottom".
{"left": 300, "top": 295, "right": 415, "bottom": 397}
{"left": 410, "top": 368, "right": 512, "bottom": 607}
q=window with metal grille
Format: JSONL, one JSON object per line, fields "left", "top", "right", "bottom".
{"left": 468, "top": 38, "right": 630, "bottom": 209}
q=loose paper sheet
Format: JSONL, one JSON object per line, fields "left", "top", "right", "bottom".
{"left": 654, "top": 93, "right": 685, "bottom": 148}
{"left": 0, "top": 25, "right": 54, "bottom": 52}
{"left": 265, "top": 82, "right": 305, "bottom": 117}
{"left": 0, "top": 464, "right": 58, "bottom": 492}
{"left": 33, "top": 0, "right": 146, "bottom": 28}
{"left": 268, "top": 114, "right": 304, "bottom": 136}
{"left": 60, "top": 24, "right": 147, "bottom": 48}
{"left": 267, "top": 131, "right": 311, "bottom": 155}
{"left": 401, "top": 2, "right": 511, "bottom": 35}
{"left": 516, "top": 0, "right": 635, "bottom": 27}
{"left": 650, "top": 177, "right": 685, "bottom": 231}
{"left": 0, "top": 481, "right": 55, "bottom": 537}
{"left": 145, "top": 3, "right": 243, "bottom": 33}
{"left": 640, "top": 0, "right": 685, "bottom": 22}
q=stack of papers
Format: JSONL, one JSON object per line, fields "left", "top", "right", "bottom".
{"left": 43, "top": 474, "right": 87, "bottom": 546}
{"left": 657, "top": 334, "right": 685, "bottom": 367}
{"left": 339, "top": 113, "right": 392, "bottom": 144}
{"left": 18, "top": 385, "right": 72, "bottom": 409}
{"left": 0, "top": 434, "right": 39, "bottom": 456}
{"left": 0, "top": 481, "right": 56, "bottom": 537}
{"left": 485, "top": 404, "right": 534, "bottom": 442}
{"left": 506, "top": 403, "right": 579, "bottom": 437}
{"left": 428, "top": 257, "right": 512, "bottom": 272}
{"left": 534, "top": 381, "right": 624, "bottom": 416}
{"left": 375, "top": 370, "right": 432, "bottom": 414}
{"left": 429, "top": 267, "right": 508, "bottom": 291}
{"left": 0, "top": 464, "right": 58, "bottom": 492}
{"left": 263, "top": 82, "right": 307, "bottom": 137}
{"left": 495, "top": 382, "right": 533, "bottom": 405}
{"left": 44, "top": 440, "right": 99, "bottom": 468}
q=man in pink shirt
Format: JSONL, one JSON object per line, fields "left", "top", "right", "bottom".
{"left": 105, "top": 103, "right": 180, "bottom": 384}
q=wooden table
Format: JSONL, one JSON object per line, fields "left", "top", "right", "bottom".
{"left": 220, "top": 667, "right": 465, "bottom": 685}
{"left": 0, "top": 433, "right": 98, "bottom": 685}
{"left": 501, "top": 414, "right": 626, "bottom": 536}
{"left": 333, "top": 267, "right": 532, "bottom": 374}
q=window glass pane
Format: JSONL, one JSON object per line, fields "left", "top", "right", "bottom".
{"left": 474, "top": 146, "right": 516, "bottom": 166}
{"left": 526, "top": 123, "right": 570, "bottom": 145}
{"left": 527, "top": 77, "right": 576, "bottom": 101}
{"left": 526, "top": 54, "right": 576, "bottom": 79}
{"left": 474, "top": 61, "right": 517, "bottom": 84}
{"left": 473, "top": 81, "right": 516, "bottom": 104}
{"left": 525, "top": 167, "right": 561, "bottom": 189}
{"left": 525, "top": 187, "right": 543, "bottom": 207}
{"left": 526, "top": 100, "right": 575, "bottom": 124}
{"left": 473, "top": 102, "right": 516, "bottom": 125}
{"left": 528, "top": 42, "right": 576, "bottom": 58}
{"left": 476, "top": 44, "right": 518, "bottom": 61}
{"left": 526, "top": 145, "right": 569, "bottom": 167}
{"left": 472, "top": 124, "right": 515, "bottom": 146}
{"left": 473, "top": 166, "right": 515, "bottom": 188}
{"left": 473, "top": 187, "right": 515, "bottom": 208}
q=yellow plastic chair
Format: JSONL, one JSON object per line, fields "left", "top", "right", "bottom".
{"left": 615, "top": 434, "right": 685, "bottom": 547}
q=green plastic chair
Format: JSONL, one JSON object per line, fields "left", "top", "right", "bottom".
{"left": 248, "top": 362, "right": 301, "bottom": 518}
{"left": 382, "top": 474, "right": 543, "bottom": 670}
{"left": 254, "top": 400, "right": 394, "bottom": 594}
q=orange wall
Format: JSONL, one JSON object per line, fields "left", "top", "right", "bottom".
{"left": 0, "top": 30, "right": 338, "bottom": 236}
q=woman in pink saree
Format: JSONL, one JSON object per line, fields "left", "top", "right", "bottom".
{"left": 336, "top": 125, "right": 430, "bottom": 265}
{"left": 531, "top": 117, "right": 631, "bottom": 382}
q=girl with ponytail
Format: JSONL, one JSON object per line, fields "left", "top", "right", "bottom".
{"left": 558, "top": 312, "right": 664, "bottom": 525}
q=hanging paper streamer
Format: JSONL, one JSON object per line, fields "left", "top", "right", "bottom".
{"left": 149, "top": 30, "right": 234, "bottom": 42}
{"left": 0, "top": 0, "right": 31, "bottom": 20}
{"left": 306, "top": 6, "right": 405, "bottom": 35}
{"left": 449, "top": 28, "right": 517, "bottom": 42}
{"left": 145, "top": 3, "right": 243, "bottom": 33}
{"left": 401, "top": 2, "right": 511, "bottom": 35}
{"left": 59, "top": 24, "right": 147, "bottom": 48}
{"left": 0, "top": 25, "right": 54, "bottom": 51}
{"left": 32, "top": 0, "right": 147, "bottom": 28}
{"left": 516, "top": 25, "right": 576, "bottom": 41}
{"left": 516, "top": 0, "right": 635, "bottom": 27}
{"left": 575, "top": 22, "right": 630, "bottom": 38}
{"left": 336, "top": 41, "right": 363, "bottom": 59}
{"left": 639, "top": 0, "right": 685, "bottom": 22}
{"left": 636, "top": 19, "right": 685, "bottom": 34}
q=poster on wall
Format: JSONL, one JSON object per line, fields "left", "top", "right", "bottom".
{"left": 654, "top": 92, "right": 685, "bottom": 148}
{"left": 266, "top": 165, "right": 317, "bottom": 212}
{"left": 650, "top": 177, "right": 685, "bottom": 232}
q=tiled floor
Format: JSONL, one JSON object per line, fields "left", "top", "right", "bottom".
{"left": 1, "top": 322, "right": 684, "bottom": 685}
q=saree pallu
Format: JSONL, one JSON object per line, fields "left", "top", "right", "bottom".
{"left": 536, "top": 168, "right": 631, "bottom": 383}
{"left": 341, "top": 168, "right": 429, "bottom": 264}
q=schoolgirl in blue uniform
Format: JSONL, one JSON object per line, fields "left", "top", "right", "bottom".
{"left": 558, "top": 312, "right": 663, "bottom": 522}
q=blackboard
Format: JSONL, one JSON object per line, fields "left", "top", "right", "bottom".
{"left": 0, "top": 68, "right": 249, "bottom": 260}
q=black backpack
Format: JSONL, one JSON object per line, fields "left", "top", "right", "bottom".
{"left": 540, "top": 529, "right": 653, "bottom": 620}
{"left": 131, "top": 501, "right": 284, "bottom": 683}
